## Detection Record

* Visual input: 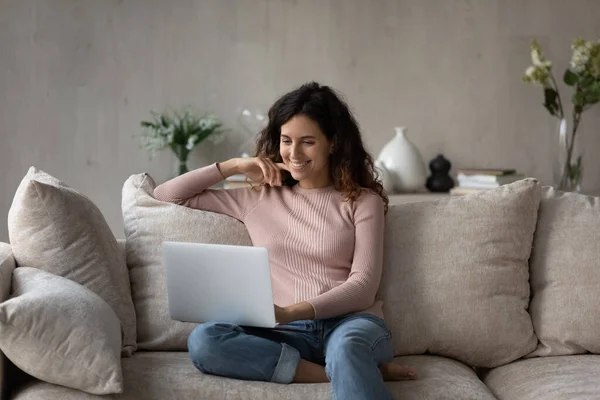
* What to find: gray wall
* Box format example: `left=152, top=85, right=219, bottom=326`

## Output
left=2, top=0, right=600, bottom=242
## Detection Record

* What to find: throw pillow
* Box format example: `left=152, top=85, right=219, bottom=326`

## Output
left=122, top=173, right=253, bottom=350
left=7, top=167, right=137, bottom=356
left=380, top=178, right=541, bottom=368
left=0, top=267, right=122, bottom=395
left=527, top=187, right=600, bottom=357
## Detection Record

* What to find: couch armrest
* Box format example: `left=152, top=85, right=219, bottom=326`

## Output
left=0, top=243, right=16, bottom=400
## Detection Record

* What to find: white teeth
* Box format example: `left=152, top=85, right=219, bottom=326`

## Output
left=291, top=161, right=309, bottom=167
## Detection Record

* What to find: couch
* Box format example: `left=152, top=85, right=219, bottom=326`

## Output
left=1, top=167, right=599, bottom=400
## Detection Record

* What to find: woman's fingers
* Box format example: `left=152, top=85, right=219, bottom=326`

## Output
left=253, top=158, right=288, bottom=186
left=264, top=159, right=282, bottom=186
left=255, top=158, right=271, bottom=185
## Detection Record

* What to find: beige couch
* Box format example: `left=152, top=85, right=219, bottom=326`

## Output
left=1, top=168, right=600, bottom=400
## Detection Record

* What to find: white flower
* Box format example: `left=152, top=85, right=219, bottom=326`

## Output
left=186, top=136, right=196, bottom=150
left=530, top=40, right=552, bottom=70
left=570, top=43, right=591, bottom=73
left=525, top=66, right=536, bottom=78
left=531, top=48, right=543, bottom=66
left=199, top=115, right=217, bottom=130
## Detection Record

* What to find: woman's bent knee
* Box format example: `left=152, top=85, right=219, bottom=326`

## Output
left=187, top=322, right=238, bottom=371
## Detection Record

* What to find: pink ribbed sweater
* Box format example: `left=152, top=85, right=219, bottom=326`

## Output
left=153, top=163, right=385, bottom=320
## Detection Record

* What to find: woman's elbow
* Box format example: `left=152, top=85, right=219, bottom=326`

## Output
left=152, top=185, right=183, bottom=204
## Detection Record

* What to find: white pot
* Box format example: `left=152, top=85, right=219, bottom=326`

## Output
left=377, top=127, right=427, bottom=192
left=374, top=160, right=394, bottom=194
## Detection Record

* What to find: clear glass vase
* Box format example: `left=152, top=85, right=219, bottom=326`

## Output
left=553, top=118, right=583, bottom=192
left=172, top=144, right=190, bottom=177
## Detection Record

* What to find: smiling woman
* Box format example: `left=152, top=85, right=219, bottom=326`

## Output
left=153, top=82, right=414, bottom=400
left=253, top=82, right=388, bottom=211
left=279, top=115, right=332, bottom=189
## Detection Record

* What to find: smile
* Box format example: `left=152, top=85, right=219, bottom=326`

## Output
left=290, top=161, right=310, bottom=168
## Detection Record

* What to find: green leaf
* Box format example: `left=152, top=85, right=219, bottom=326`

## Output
left=544, top=88, right=559, bottom=116
left=572, top=91, right=586, bottom=107
left=580, top=75, right=595, bottom=87
left=564, top=70, right=578, bottom=86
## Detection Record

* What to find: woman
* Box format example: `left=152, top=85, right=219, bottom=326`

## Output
left=154, top=82, right=417, bottom=399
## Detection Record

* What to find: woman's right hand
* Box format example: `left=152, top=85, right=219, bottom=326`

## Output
left=234, top=157, right=289, bottom=187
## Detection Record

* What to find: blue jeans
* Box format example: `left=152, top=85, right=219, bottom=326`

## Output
left=187, top=312, right=394, bottom=400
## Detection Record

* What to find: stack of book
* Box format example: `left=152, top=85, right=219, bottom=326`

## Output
left=450, top=168, right=525, bottom=195
left=223, top=174, right=252, bottom=189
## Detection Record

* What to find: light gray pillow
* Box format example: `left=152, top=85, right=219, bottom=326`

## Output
left=122, top=173, right=253, bottom=350
left=527, top=187, right=600, bottom=357
left=380, top=179, right=541, bottom=368
left=7, top=166, right=137, bottom=356
left=0, top=268, right=123, bottom=395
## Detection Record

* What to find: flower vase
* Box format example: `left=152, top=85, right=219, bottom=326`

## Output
left=376, top=127, right=427, bottom=193
left=173, top=144, right=190, bottom=177
left=553, top=118, right=583, bottom=192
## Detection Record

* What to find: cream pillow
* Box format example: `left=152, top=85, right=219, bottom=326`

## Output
left=122, top=173, right=253, bottom=350
left=527, top=187, right=600, bottom=357
left=380, top=179, right=541, bottom=368
left=7, top=167, right=137, bottom=356
left=0, top=267, right=122, bottom=395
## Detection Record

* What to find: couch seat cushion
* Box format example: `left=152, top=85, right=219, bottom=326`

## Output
left=483, top=355, right=600, bottom=400
left=11, top=353, right=495, bottom=400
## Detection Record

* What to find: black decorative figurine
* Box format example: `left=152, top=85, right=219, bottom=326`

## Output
left=426, top=154, right=455, bottom=192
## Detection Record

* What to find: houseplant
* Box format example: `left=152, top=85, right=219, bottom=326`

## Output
left=139, top=107, right=225, bottom=176
left=523, top=38, right=600, bottom=192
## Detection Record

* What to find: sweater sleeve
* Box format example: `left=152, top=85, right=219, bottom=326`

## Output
left=307, top=192, right=385, bottom=319
left=153, top=163, right=262, bottom=221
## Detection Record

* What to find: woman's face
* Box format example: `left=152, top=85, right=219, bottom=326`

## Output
left=279, top=114, right=332, bottom=189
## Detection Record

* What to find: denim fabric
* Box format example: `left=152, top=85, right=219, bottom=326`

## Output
left=188, top=312, right=394, bottom=400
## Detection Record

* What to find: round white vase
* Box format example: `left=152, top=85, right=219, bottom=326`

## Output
left=377, top=127, right=427, bottom=193
left=374, top=160, right=394, bottom=194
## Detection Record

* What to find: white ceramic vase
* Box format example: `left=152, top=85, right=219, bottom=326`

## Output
left=376, top=127, right=427, bottom=193
left=374, top=160, right=395, bottom=194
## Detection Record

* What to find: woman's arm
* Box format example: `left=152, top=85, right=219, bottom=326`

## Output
left=304, top=193, right=385, bottom=320
left=153, top=159, right=260, bottom=221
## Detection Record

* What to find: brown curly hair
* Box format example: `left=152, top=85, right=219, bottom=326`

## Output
left=254, top=82, right=388, bottom=213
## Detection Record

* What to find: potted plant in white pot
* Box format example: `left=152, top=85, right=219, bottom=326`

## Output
left=139, top=107, right=226, bottom=176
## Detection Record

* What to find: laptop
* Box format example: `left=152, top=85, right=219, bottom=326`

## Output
left=163, top=241, right=277, bottom=328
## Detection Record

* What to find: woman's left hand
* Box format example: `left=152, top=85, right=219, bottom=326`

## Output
left=274, top=302, right=316, bottom=325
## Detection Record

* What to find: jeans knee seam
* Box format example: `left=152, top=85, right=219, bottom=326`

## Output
left=370, top=332, right=391, bottom=352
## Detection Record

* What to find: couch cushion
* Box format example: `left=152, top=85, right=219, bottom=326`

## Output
left=483, top=355, right=600, bottom=400
left=7, top=167, right=137, bottom=356
left=10, top=353, right=495, bottom=400
left=380, top=179, right=541, bottom=368
left=527, top=188, right=600, bottom=357
left=0, top=268, right=122, bottom=395
left=121, top=173, right=253, bottom=350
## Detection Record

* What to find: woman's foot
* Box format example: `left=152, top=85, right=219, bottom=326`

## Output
left=379, top=362, right=418, bottom=381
